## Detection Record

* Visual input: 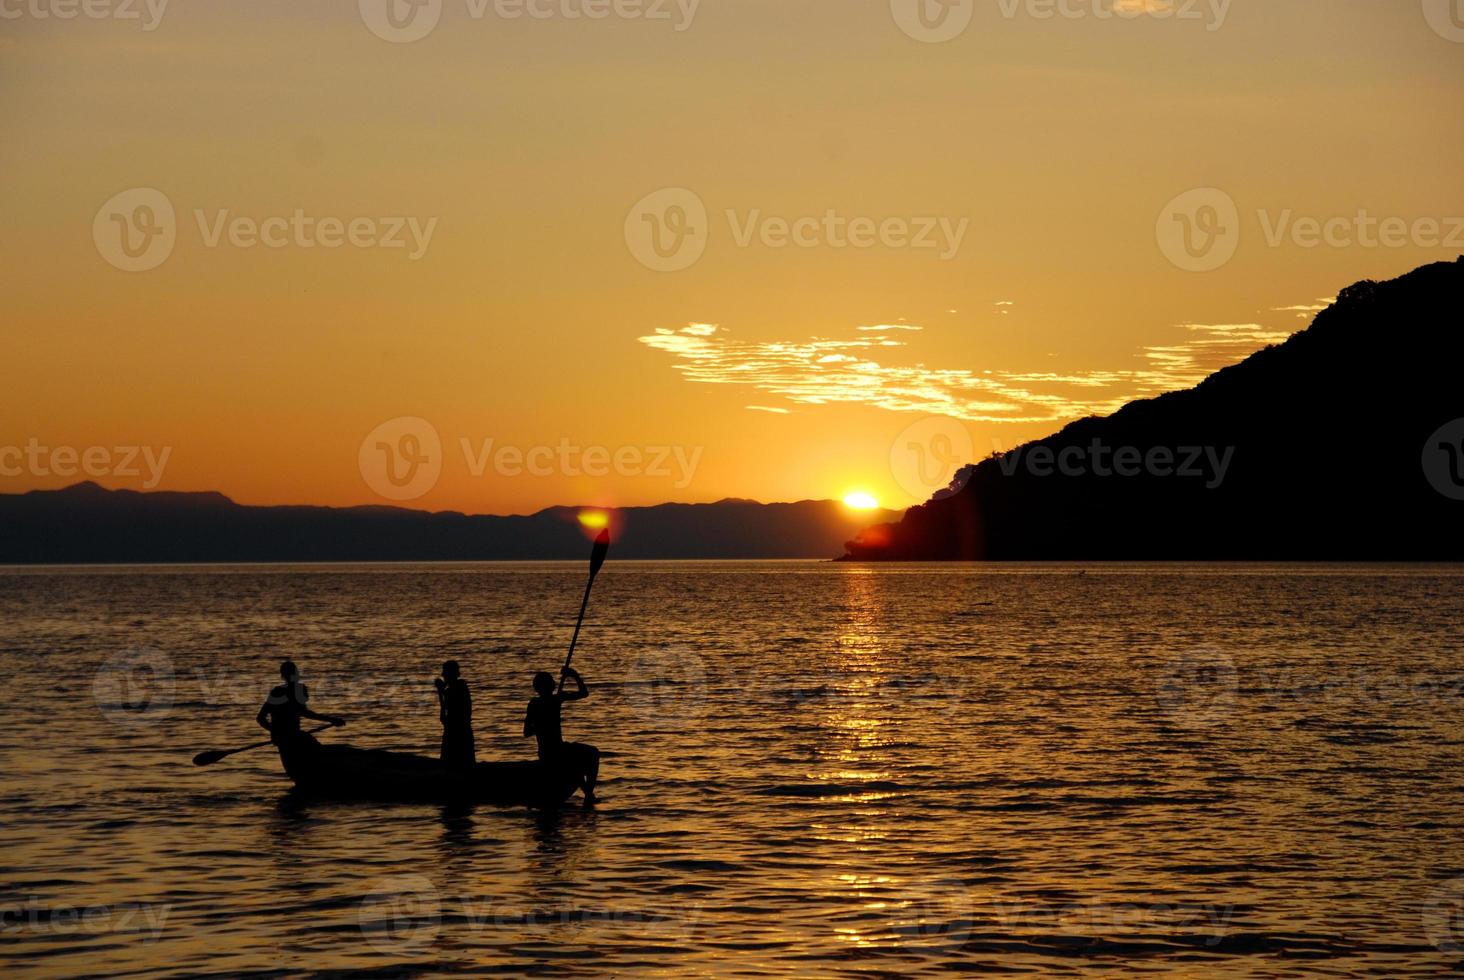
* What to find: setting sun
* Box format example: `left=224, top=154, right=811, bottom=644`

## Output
left=842, top=492, right=879, bottom=511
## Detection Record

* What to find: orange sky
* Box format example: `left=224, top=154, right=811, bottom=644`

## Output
left=2, top=1, right=1461, bottom=514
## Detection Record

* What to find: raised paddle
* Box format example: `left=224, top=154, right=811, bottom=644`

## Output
left=558, top=528, right=610, bottom=691
left=192, top=723, right=336, bottom=766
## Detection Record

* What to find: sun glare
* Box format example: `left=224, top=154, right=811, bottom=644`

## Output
left=842, top=492, right=879, bottom=511
left=577, top=510, right=609, bottom=529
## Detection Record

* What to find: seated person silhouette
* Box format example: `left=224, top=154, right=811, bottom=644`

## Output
left=256, top=660, right=344, bottom=752
left=435, top=659, right=477, bottom=771
left=524, top=667, right=599, bottom=803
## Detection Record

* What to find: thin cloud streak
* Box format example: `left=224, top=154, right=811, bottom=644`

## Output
left=639, top=320, right=1294, bottom=424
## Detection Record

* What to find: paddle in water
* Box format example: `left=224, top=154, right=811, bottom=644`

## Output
left=195, top=659, right=347, bottom=766
left=192, top=722, right=335, bottom=767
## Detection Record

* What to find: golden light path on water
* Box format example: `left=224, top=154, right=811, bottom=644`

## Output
left=1, top=562, right=1462, bottom=977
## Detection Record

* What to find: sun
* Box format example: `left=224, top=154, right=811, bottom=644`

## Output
left=842, top=492, right=880, bottom=511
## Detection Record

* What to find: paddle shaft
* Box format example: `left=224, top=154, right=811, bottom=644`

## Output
left=558, top=529, right=609, bottom=693
left=196, top=722, right=334, bottom=765
left=558, top=575, right=595, bottom=692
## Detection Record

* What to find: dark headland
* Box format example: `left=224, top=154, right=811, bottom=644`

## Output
left=842, top=257, right=1464, bottom=561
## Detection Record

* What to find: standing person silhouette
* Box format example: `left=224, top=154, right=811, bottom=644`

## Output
left=524, top=667, right=599, bottom=803
left=256, top=660, right=344, bottom=751
left=436, top=660, right=476, bottom=771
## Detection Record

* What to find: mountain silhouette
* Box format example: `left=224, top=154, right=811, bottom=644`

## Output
left=0, top=485, right=900, bottom=563
left=843, top=257, right=1464, bottom=561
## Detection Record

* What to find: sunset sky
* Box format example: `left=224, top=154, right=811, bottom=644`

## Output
left=3, top=0, right=1461, bottom=514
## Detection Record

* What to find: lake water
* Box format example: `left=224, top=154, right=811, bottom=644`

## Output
left=2, top=562, right=1463, bottom=977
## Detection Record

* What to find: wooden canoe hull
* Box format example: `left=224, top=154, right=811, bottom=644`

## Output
left=278, top=741, right=583, bottom=806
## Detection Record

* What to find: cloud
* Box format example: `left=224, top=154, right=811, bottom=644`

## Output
left=1273, top=297, right=1336, bottom=317
left=857, top=324, right=922, bottom=332
left=747, top=405, right=790, bottom=414
left=638, top=320, right=1294, bottom=425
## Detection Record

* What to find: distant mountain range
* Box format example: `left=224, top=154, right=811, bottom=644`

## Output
left=842, top=257, right=1464, bottom=560
left=0, top=483, right=902, bottom=563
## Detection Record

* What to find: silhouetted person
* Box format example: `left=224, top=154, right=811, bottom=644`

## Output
left=524, top=667, right=599, bottom=803
left=435, top=660, right=476, bottom=771
left=256, top=660, right=344, bottom=752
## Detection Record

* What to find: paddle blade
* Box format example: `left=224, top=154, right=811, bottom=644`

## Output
left=192, top=749, right=228, bottom=766
left=589, top=528, right=610, bottom=577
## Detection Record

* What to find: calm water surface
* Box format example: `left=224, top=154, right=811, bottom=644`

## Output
left=2, top=562, right=1462, bottom=977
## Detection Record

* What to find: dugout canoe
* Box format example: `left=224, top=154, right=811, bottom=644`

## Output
left=277, top=740, right=583, bottom=806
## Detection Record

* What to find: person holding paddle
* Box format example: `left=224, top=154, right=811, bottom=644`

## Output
left=256, top=660, right=344, bottom=751
left=521, top=527, right=609, bottom=803
left=524, top=667, right=599, bottom=803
